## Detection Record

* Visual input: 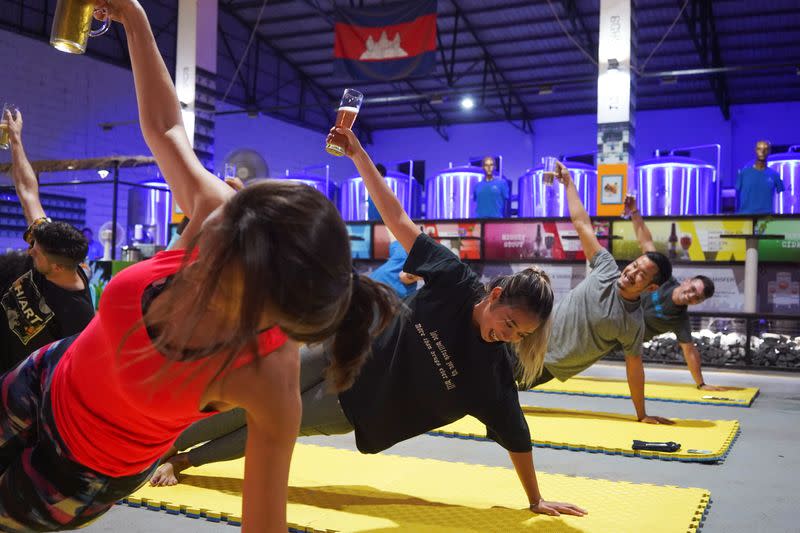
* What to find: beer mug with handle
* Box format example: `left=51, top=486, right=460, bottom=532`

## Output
left=50, top=0, right=111, bottom=54
left=325, top=89, right=364, bottom=157
left=0, top=104, right=19, bottom=151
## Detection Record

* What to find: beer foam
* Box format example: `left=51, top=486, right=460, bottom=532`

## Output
left=337, top=106, right=360, bottom=113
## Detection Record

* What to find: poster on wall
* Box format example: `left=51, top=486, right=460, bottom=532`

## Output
left=612, top=219, right=753, bottom=261
left=756, top=218, right=800, bottom=262
left=758, top=265, right=800, bottom=313
left=347, top=223, right=372, bottom=259
left=374, top=222, right=481, bottom=260
left=477, top=263, right=587, bottom=300
left=483, top=221, right=610, bottom=261
left=671, top=265, right=745, bottom=313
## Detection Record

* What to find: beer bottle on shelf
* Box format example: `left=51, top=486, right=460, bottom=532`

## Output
left=533, top=224, right=543, bottom=257
left=668, top=222, right=678, bottom=259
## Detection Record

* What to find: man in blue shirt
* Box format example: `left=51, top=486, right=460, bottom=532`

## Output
left=735, top=140, right=784, bottom=214
left=472, top=156, right=509, bottom=218
left=368, top=240, right=420, bottom=298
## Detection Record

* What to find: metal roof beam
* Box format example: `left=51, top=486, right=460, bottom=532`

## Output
left=681, top=0, right=730, bottom=119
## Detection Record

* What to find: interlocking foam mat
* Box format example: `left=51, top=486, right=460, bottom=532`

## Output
left=528, top=376, right=759, bottom=407
left=432, top=405, right=739, bottom=463
left=124, top=444, right=711, bottom=532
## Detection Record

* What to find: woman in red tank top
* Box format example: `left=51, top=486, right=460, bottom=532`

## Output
left=0, top=2, right=396, bottom=531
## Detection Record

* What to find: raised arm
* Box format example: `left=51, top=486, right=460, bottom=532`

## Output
left=6, top=111, right=46, bottom=224
left=334, top=128, right=421, bottom=252
left=555, top=161, right=602, bottom=259
left=97, top=1, right=232, bottom=242
left=626, top=197, right=656, bottom=253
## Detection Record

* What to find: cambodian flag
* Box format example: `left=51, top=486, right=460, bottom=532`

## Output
left=334, top=0, right=437, bottom=81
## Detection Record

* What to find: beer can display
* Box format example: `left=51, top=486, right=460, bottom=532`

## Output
left=518, top=161, right=598, bottom=217
left=339, top=171, right=420, bottom=221
left=635, top=156, right=717, bottom=216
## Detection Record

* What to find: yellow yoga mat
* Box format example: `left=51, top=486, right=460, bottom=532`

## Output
left=530, top=376, right=759, bottom=407
left=125, top=444, right=710, bottom=532
left=433, top=405, right=739, bottom=463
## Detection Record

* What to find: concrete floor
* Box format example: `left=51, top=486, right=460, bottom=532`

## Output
left=82, top=362, right=800, bottom=533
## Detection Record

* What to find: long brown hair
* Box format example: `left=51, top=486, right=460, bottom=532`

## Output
left=140, top=180, right=397, bottom=391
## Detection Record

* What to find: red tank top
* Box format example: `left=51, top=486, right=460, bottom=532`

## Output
left=50, top=250, right=287, bottom=477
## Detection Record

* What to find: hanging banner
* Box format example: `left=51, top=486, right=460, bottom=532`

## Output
left=333, top=0, right=437, bottom=81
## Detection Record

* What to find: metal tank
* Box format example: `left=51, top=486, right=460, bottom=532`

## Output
left=339, top=170, right=420, bottom=221
left=518, top=161, right=598, bottom=217
left=768, top=146, right=800, bottom=214
left=278, top=173, right=339, bottom=205
left=425, top=166, right=511, bottom=219
left=126, top=180, right=171, bottom=246
left=635, top=156, right=717, bottom=216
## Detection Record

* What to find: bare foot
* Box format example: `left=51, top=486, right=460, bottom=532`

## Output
left=150, top=454, right=191, bottom=486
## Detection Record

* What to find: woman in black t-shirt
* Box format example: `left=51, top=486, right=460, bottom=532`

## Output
left=151, top=130, right=586, bottom=518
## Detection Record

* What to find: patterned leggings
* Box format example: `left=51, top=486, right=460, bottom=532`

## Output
left=0, top=338, right=156, bottom=532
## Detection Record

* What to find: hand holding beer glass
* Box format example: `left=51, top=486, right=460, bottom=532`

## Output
left=325, top=89, right=364, bottom=157
left=621, top=191, right=638, bottom=220
left=50, top=0, right=111, bottom=54
left=0, top=104, right=19, bottom=151
left=541, top=156, right=558, bottom=186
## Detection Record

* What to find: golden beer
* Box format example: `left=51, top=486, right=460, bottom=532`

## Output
left=50, top=0, right=110, bottom=54
left=325, top=88, right=364, bottom=157
left=0, top=124, right=9, bottom=151
left=325, top=107, right=360, bottom=156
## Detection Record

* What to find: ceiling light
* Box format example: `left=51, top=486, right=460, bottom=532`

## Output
left=97, top=169, right=110, bottom=179
left=460, top=96, right=475, bottom=110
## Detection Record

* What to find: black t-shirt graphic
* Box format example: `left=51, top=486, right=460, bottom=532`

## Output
left=0, top=257, right=94, bottom=373
left=338, top=233, right=532, bottom=454
left=640, top=277, right=693, bottom=343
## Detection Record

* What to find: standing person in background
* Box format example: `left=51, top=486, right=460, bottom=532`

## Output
left=0, top=108, right=93, bottom=375
left=82, top=227, right=104, bottom=261
left=473, top=156, right=509, bottom=219
left=624, top=197, right=741, bottom=392
left=736, top=140, right=784, bottom=214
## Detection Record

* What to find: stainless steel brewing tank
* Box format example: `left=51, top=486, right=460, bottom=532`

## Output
left=339, top=170, right=420, bottom=221
left=518, top=162, right=597, bottom=217
left=768, top=152, right=800, bottom=214
left=126, top=181, right=171, bottom=246
left=635, top=156, right=717, bottom=216
left=278, top=174, right=339, bottom=205
left=425, top=166, right=511, bottom=219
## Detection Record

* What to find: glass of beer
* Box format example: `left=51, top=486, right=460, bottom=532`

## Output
left=541, top=156, right=558, bottom=186
left=325, top=89, right=364, bottom=157
left=621, top=191, right=637, bottom=219
left=0, top=104, right=18, bottom=150
left=50, top=0, right=111, bottom=55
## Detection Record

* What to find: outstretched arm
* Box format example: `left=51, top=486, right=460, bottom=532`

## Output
left=508, top=451, right=587, bottom=516
left=680, top=342, right=737, bottom=391
left=556, top=161, right=602, bottom=259
left=97, top=0, right=232, bottom=246
left=334, top=128, right=421, bottom=252
left=625, top=354, right=673, bottom=424
left=6, top=111, right=46, bottom=224
left=627, top=197, right=656, bottom=253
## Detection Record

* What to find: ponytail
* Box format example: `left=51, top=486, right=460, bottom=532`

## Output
left=325, top=274, right=398, bottom=392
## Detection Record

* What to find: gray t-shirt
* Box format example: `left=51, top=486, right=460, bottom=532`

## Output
left=545, top=248, right=644, bottom=381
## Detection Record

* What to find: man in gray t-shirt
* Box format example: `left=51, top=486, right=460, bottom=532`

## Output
left=536, top=161, right=674, bottom=425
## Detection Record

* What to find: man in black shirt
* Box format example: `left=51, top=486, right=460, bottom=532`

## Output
left=0, top=109, right=94, bottom=374
left=626, top=198, right=737, bottom=391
